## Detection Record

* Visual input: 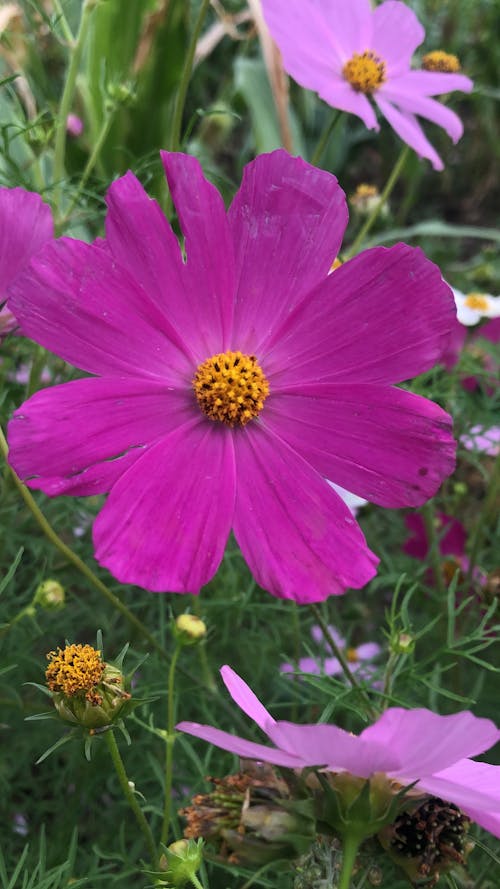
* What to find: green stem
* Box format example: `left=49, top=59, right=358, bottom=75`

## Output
left=309, top=604, right=377, bottom=720
left=464, top=450, right=500, bottom=590
left=345, top=144, right=410, bottom=259
left=338, top=834, right=362, bottom=889
left=53, top=0, right=96, bottom=211
left=422, top=501, right=447, bottom=598
left=57, top=111, right=115, bottom=232
left=310, top=110, right=342, bottom=167
left=105, top=730, right=159, bottom=869
left=51, top=0, right=75, bottom=45
left=169, top=0, right=211, bottom=151
left=0, top=425, right=167, bottom=663
left=160, top=641, right=182, bottom=846
left=190, top=875, right=204, bottom=889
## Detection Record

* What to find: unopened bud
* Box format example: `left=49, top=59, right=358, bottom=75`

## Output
left=391, top=632, right=415, bottom=655
left=34, top=579, right=65, bottom=611
left=158, top=838, right=204, bottom=887
left=174, top=614, right=207, bottom=646
left=349, top=184, right=388, bottom=219
left=105, top=81, right=136, bottom=112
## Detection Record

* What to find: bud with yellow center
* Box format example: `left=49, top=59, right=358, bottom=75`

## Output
left=174, top=614, right=207, bottom=646
left=422, top=51, right=461, bottom=73
left=193, top=350, right=269, bottom=427
left=34, top=579, right=65, bottom=611
left=343, top=51, right=386, bottom=93
left=350, top=184, right=388, bottom=219
left=45, top=643, right=131, bottom=731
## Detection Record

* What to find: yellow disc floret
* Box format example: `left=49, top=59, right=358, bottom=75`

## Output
left=193, top=350, right=270, bottom=427
left=343, top=51, right=386, bottom=93
left=46, top=643, right=105, bottom=704
left=464, top=293, right=490, bottom=312
left=422, top=51, right=461, bottom=73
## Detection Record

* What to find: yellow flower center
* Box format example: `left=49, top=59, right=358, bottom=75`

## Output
left=345, top=647, right=359, bottom=663
left=422, top=51, right=461, bottom=73
left=342, top=51, right=386, bottom=93
left=193, top=350, right=270, bottom=427
left=46, top=643, right=105, bottom=702
left=465, top=293, right=490, bottom=311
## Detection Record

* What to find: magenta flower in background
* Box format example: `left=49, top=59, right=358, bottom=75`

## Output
left=8, top=150, right=456, bottom=602
left=462, top=426, right=500, bottom=458
left=66, top=113, right=84, bottom=138
left=177, top=666, right=500, bottom=837
left=262, top=0, right=473, bottom=170
left=281, top=623, right=381, bottom=678
left=0, top=187, right=54, bottom=339
left=404, top=512, right=467, bottom=563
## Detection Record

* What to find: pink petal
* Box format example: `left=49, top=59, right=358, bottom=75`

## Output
left=25, top=449, right=148, bottom=497
left=0, top=188, right=53, bottom=295
left=228, top=151, right=348, bottom=354
left=404, top=512, right=466, bottom=560
left=220, top=666, right=275, bottom=731
left=161, top=152, right=234, bottom=351
left=264, top=384, right=455, bottom=507
left=93, top=421, right=235, bottom=593
left=355, top=642, right=381, bottom=660
left=269, top=721, right=397, bottom=776
left=315, top=80, right=379, bottom=131
left=363, top=709, right=500, bottom=778
left=311, top=624, right=345, bottom=648
left=416, top=760, right=500, bottom=812
left=175, top=721, right=304, bottom=768
left=374, top=97, right=444, bottom=170
left=8, top=377, right=195, bottom=494
left=371, top=1, right=424, bottom=76
left=393, top=70, right=473, bottom=96
left=262, top=0, right=345, bottom=77
left=379, top=84, right=464, bottom=142
left=8, top=238, right=192, bottom=380
left=232, top=423, right=378, bottom=603
left=263, top=244, right=455, bottom=386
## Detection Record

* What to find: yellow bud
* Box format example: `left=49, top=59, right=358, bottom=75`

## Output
left=175, top=614, right=207, bottom=645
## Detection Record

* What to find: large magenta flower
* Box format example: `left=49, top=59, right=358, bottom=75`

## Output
left=178, top=666, right=500, bottom=837
left=262, top=0, right=472, bottom=170
left=0, top=187, right=53, bottom=339
left=7, top=151, right=456, bottom=601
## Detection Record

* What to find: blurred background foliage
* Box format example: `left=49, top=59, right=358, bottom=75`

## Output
left=0, top=0, right=499, bottom=887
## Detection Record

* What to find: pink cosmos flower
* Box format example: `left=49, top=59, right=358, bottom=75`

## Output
left=7, top=151, right=456, bottom=601
left=262, top=0, right=473, bottom=171
left=461, top=425, right=500, bottom=458
left=0, top=187, right=54, bottom=339
left=177, top=666, right=500, bottom=838
left=281, top=623, right=381, bottom=678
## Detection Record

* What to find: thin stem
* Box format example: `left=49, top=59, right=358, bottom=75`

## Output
left=0, top=425, right=167, bottom=662
left=57, top=111, right=115, bottom=232
left=345, top=144, right=410, bottom=259
left=105, top=730, right=159, bottom=869
left=169, top=0, right=211, bottom=151
left=310, top=110, right=341, bottom=168
left=422, top=501, right=447, bottom=599
left=464, top=450, right=500, bottom=590
left=309, top=604, right=377, bottom=720
left=190, top=875, right=204, bottom=889
left=53, top=0, right=96, bottom=211
left=51, top=0, right=75, bottom=45
left=338, top=833, right=362, bottom=889
left=160, top=641, right=182, bottom=846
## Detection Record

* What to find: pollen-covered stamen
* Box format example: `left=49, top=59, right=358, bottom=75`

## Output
left=422, top=51, right=461, bottom=73
left=193, top=350, right=270, bottom=427
left=464, top=293, right=490, bottom=312
left=46, top=643, right=105, bottom=704
left=342, top=51, right=386, bottom=93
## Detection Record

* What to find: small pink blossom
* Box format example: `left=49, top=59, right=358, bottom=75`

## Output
left=281, top=623, right=380, bottom=678
left=461, top=426, right=500, bottom=458
left=66, top=113, right=84, bottom=138
left=178, top=666, right=500, bottom=838
left=262, top=0, right=473, bottom=170
left=7, top=151, right=456, bottom=601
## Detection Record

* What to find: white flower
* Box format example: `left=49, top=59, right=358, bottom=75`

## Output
left=453, top=289, right=500, bottom=326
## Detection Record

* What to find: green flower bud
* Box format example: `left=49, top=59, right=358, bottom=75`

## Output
left=46, top=644, right=131, bottom=732
left=390, top=632, right=415, bottom=655
left=34, top=579, right=65, bottom=611
left=158, top=838, right=204, bottom=887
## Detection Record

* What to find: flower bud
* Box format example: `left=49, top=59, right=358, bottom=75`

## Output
left=45, top=644, right=131, bottom=732
left=34, top=579, right=65, bottom=611
left=349, top=184, right=388, bottom=219
left=157, top=838, right=204, bottom=887
left=390, top=633, right=415, bottom=656
left=174, top=614, right=207, bottom=646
